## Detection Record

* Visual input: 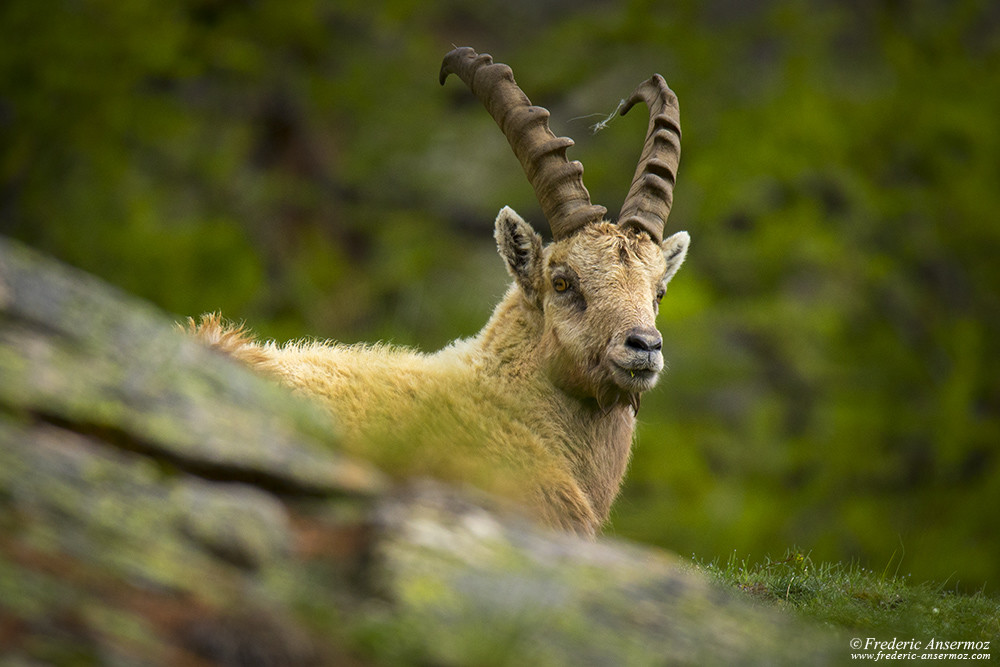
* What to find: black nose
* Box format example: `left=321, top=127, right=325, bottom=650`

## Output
left=625, top=327, right=662, bottom=352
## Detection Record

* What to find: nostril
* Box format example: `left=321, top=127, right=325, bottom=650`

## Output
left=625, top=329, right=662, bottom=352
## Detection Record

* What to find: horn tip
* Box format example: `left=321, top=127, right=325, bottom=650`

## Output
left=620, top=73, right=675, bottom=116
left=439, top=46, right=485, bottom=85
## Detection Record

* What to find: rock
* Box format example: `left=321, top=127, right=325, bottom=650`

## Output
left=0, top=239, right=385, bottom=498
left=368, top=482, right=837, bottom=666
left=0, top=237, right=840, bottom=665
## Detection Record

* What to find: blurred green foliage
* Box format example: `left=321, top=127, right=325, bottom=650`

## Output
left=2, top=0, right=997, bottom=591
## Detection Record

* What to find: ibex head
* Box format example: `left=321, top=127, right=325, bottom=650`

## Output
left=441, top=48, right=689, bottom=409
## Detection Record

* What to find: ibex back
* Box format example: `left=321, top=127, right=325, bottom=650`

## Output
left=191, top=48, right=689, bottom=537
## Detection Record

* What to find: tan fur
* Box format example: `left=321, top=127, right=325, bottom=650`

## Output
left=189, top=208, right=689, bottom=537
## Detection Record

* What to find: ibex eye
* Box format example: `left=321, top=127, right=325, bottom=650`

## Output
left=553, top=277, right=570, bottom=292
left=656, top=288, right=666, bottom=302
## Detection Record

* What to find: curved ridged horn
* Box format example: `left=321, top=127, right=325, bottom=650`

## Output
left=440, top=47, right=607, bottom=240
left=618, top=74, right=681, bottom=244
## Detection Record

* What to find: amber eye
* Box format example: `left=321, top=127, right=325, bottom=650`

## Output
left=553, top=277, right=570, bottom=292
left=656, top=288, right=666, bottom=302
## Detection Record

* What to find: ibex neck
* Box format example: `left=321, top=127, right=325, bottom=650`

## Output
left=467, top=285, right=637, bottom=523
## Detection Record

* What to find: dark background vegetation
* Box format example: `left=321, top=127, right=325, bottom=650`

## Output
left=2, top=0, right=997, bottom=592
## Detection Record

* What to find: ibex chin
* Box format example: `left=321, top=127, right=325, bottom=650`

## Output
left=191, top=47, right=689, bottom=537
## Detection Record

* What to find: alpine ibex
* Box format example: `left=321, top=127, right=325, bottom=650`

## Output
left=191, top=47, right=689, bottom=537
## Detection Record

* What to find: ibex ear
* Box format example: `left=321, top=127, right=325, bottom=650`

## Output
left=661, top=231, right=690, bottom=282
left=495, top=206, right=544, bottom=302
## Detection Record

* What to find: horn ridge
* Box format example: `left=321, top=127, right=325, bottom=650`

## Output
left=524, top=137, right=576, bottom=180
left=440, top=47, right=607, bottom=239
left=618, top=74, right=681, bottom=243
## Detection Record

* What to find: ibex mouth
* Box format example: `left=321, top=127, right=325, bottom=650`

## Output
left=610, top=356, right=663, bottom=392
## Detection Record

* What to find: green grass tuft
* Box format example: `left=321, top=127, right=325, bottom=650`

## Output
left=694, top=549, right=1000, bottom=642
